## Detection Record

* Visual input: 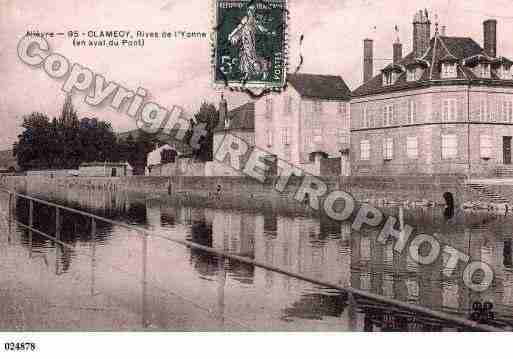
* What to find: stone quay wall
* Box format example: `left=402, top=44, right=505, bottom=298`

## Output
left=0, top=174, right=471, bottom=208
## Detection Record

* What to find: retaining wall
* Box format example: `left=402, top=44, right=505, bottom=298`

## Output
left=0, top=174, right=470, bottom=207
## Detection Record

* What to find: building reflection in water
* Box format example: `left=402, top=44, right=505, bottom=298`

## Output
left=155, top=201, right=513, bottom=327
left=7, top=188, right=513, bottom=329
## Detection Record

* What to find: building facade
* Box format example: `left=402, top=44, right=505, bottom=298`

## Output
left=78, top=162, right=133, bottom=177
left=213, top=98, right=257, bottom=176
left=254, top=73, right=352, bottom=176
left=351, top=11, right=513, bottom=177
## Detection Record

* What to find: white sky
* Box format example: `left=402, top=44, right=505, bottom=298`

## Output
left=1, top=0, right=513, bottom=150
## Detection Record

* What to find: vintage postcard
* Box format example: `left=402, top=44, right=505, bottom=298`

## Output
left=1, top=0, right=513, bottom=356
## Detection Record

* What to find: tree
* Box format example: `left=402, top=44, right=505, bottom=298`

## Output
left=14, top=97, right=121, bottom=170
left=15, top=112, right=53, bottom=170
left=191, top=102, right=219, bottom=161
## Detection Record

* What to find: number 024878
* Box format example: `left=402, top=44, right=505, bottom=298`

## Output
left=4, top=342, right=36, bottom=351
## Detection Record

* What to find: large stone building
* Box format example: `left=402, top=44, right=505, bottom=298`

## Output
left=214, top=74, right=351, bottom=177
left=351, top=11, right=513, bottom=177
left=254, top=73, right=352, bottom=176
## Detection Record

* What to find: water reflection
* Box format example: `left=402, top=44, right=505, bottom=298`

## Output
left=2, top=188, right=513, bottom=330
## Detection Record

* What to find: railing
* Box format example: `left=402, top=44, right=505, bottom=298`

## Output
left=0, top=187, right=504, bottom=331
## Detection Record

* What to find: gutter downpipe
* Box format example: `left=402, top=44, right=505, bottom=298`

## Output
left=467, top=80, right=472, bottom=183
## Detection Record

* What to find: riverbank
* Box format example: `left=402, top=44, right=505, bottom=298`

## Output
left=0, top=174, right=475, bottom=212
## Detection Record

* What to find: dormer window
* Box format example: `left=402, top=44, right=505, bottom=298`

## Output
left=495, top=58, right=513, bottom=79
left=405, top=60, right=428, bottom=82
left=382, top=71, right=400, bottom=86
left=407, top=68, right=416, bottom=81
left=497, top=65, right=511, bottom=79
left=441, top=63, right=457, bottom=78
left=383, top=72, right=393, bottom=86
left=382, top=64, right=403, bottom=86
left=463, top=55, right=493, bottom=79
left=407, top=67, right=424, bottom=82
left=478, top=63, right=491, bottom=78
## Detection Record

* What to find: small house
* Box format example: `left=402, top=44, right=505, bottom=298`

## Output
left=79, top=162, right=133, bottom=177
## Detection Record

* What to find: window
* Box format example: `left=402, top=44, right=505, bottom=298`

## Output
left=407, top=69, right=416, bottom=82
left=360, top=140, right=370, bottom=160
left=502, top=100, right=513, bottom=123
left=479, top=64, right=491, bottom=78
left=383, top=104, right=394, bottom=126
left=362, top=106, right=370, bottom=128
left=304, top=135, right=312, bottom=148
left=407, top=67, right=423, bottom=82
left=310, top=114, right=321, bottom=129
left=313, top=128, right=322, bottom=143
left=441, top=63, right=457, bottom=78
left=314, top=101, right=323, bottom=114
left=442, top=134, right=458, bottom=159
left=477, top=99, right=488, bottom=122
left=283, top=96, right=293, bottom=116
left=337, top=129, right=349, bottom=144
left=498, top=65, right=512, bottom=80
left=281, top=127, right=290, bottom=145
left=408, top=100, right=417, bottom=124
left=383, top=138, right=393, bottom=160
left=383, top=72, right=395, bottom=86
left=266, top=129, right=273, bottom=147
left=480, top=134, right=493, bottom=159
left=442, top=99, right=457, bottom=122
left=338, top=102, right=346, bottom=116
left=265, top=97, right=273, bottom=119
left=406, top=137, right=418, bottom=159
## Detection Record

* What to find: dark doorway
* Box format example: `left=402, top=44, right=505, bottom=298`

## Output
left=111, top=167, right=117, bottom=177
left=503, top=136, right=512, bottom=164
left=443, top=192, right=455, bottom=219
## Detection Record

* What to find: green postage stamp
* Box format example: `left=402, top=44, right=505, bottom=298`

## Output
left=212, top=0, right=288, bottom=92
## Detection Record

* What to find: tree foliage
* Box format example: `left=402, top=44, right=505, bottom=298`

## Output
left=190, top=102, right=219, bottom=162
left=14, top=112, right=121, bottom=171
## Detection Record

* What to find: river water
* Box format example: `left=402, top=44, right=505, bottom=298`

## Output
left=0, top=188, right=512, bottom=331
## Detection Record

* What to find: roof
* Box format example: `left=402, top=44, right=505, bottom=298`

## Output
left=79, top=161, right=132, bottom=168
left=286, top=73, right=351, bottom=101
left=214, top=102, right=255, bottom=133
left=116, top=128, right=191, bottom=154
left=353, top=35, right=513, bottom=97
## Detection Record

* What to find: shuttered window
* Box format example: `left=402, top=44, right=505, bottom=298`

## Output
left=383, top=138, right=393, bottom=160
left=480, top=134, right=493, bottom=158
left=406, top=137, right=418, bottom=159
left=442, top=134, right=458, bottom=159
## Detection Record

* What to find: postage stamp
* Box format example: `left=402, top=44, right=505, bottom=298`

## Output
left=211, top=0, right=288, bottom=92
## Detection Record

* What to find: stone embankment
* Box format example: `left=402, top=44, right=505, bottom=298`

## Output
left=0, top=174, right=472, bottom=208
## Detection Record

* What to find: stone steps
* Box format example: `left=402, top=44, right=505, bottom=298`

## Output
left=466, top=183, right=510, bottom=204
left=497, top=166, right=513, bottom=178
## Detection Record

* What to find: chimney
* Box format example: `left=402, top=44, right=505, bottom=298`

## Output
left=219, top=93, right=228, bottom=128
left=393, top=38, right=403, bottom=64
left=483, top=19, right=497, bottom=58
left=363, top=39, right=373, bottom=83
left=413, top=9, right=431, bottom=58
